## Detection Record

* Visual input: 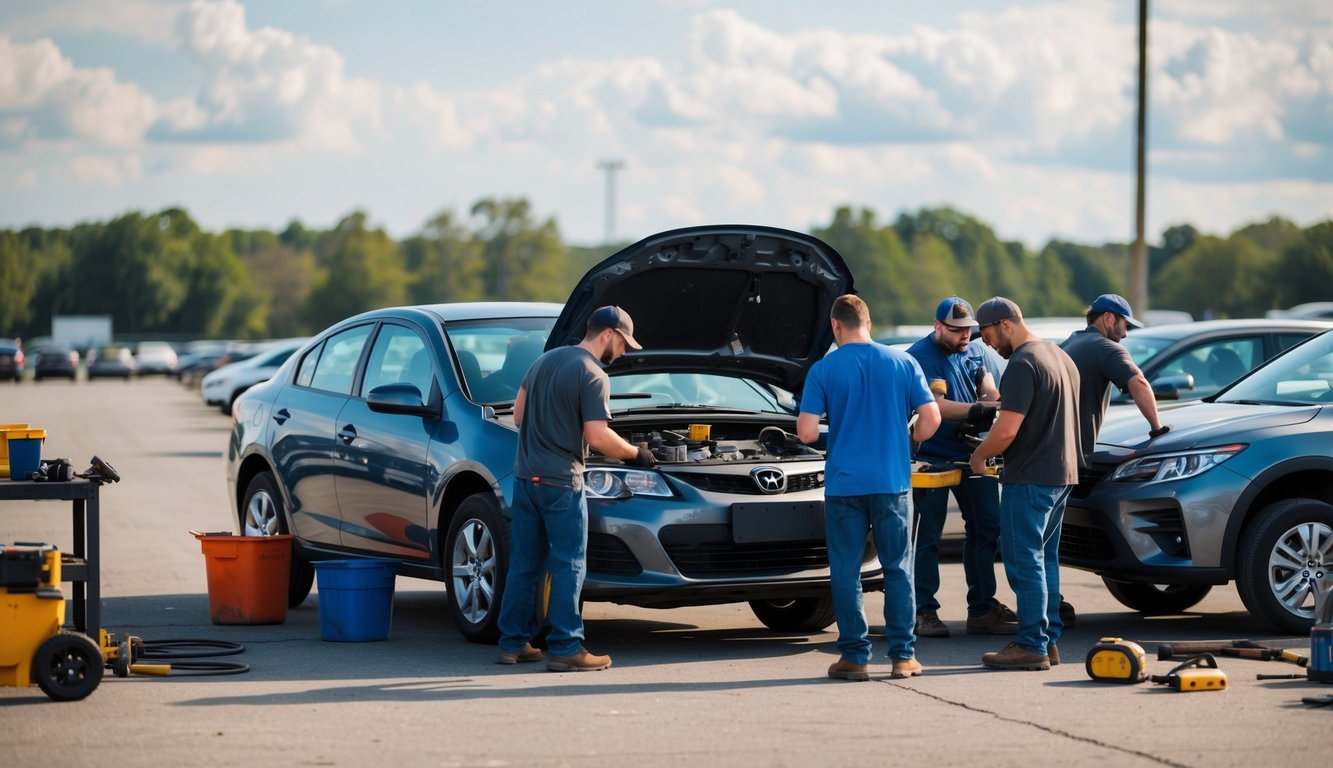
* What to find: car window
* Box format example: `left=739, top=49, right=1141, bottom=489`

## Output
left=1152, top=336, right=1262, bottom=398
left=1121, top=335, right=1171, bottom=368
left=444, top=317, right=556, bottom=403
left=294, top=342, right=322, bottom=388
left=361, top=325, right=430, bottom=397
left=1221, top=331, right=1333, bottom=404
left=1276, top=333, right=1314, bottom=353
left=308, top=326, right=372, bottom=395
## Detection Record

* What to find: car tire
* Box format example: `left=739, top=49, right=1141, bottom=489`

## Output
left=1101, top=578, right=1212, bottom=615
left=748, top=596, right=836, bottom=632
left=241, top=472, right=315, bottom=608
left=33, top=630, right=104, bottom=701
left=1236, top=498, right=1333, bottom=634
left=446, top=493, right=509, bottom=644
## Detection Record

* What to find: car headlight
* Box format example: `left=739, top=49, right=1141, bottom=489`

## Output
left=584, top=468, right=673, bottom=499
left=1111, top=444, right=1246, bottom=483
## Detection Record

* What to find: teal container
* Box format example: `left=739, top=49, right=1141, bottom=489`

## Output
left=313, top=559, right=397, bottom=642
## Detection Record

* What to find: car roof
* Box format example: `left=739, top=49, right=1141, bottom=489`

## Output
left=1126, top=318, right=1333, bottom=341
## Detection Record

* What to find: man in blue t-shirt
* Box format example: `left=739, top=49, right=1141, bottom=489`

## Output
left=906, top=297, right=1015, bottom=639
left=798, top=295, right=940, bottom=681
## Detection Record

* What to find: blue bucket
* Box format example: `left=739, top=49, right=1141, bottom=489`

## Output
left=313, top=559, right=397, bottom=642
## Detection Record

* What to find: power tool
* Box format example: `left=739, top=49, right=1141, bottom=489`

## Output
left=1150, top=653, right=1228, bottom=692
left=1085, top=637, right=1148, bottom=683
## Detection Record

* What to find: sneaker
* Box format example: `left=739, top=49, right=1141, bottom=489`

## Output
left=1048, top=644, right=1060, bottom=666
left=1060, top=599, right=1076, bottom=628
left=915, top=610, right=950, bottom=638
left=827, top=657, right=870, bottom=682
left=981, top=642, right=1050, bottom=671
left=966, top=603, right=1019, bottom=635
left=547, top=648, right=612, bottom=672
left=891, top=657, right=924, bottom=679
left=496, top=644, right=544, bottom=665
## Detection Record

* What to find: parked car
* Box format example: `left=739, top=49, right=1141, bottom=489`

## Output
left=0, top=340, right=22, bottom=382
left=1266, top=301, right=1333, bottom=321
left=1061, top=329, right=1333, bottom=633
left=133, top=341, right=179, bottom=376
left=31, top=345, right=79, bottom=380
left=227, top=225, right=861, bottom=643
left=202, top=340, right=307, bottom=414
left=1112, top=319, right=1333, bottom=408
left=85, top=345, right=136, bottom=379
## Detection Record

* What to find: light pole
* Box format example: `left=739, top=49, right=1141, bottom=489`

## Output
left=597, top=159, right=625, bottom=244
left=1129, top=0, right=1149, bottom=313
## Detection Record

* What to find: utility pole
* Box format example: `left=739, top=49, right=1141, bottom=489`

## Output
left=1129, top=0, right=1149, bottom=313
left=597, top=159, right=625, bottom=244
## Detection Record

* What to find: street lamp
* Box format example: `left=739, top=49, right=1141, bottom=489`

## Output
left=597, top=159, right=625, bottom=244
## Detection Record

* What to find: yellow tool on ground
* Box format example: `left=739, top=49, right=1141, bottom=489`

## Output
left=0, top=543, right=104, bottom=700
left=1085, top=637, right=1149, bottom=683
left=1150, top=654, right=1228, bottom=692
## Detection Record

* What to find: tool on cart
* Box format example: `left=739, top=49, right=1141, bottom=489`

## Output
left=1158, top=640, right=1308, bottom=668
left=1085, top=637, right=1149, bottom=683
left=0, top=543, right=104, bottom=701
left=1149, top=654, right=1228, bottom=692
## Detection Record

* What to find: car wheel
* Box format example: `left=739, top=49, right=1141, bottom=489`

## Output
left=749, top=596, right=836, bottom=632
left=1100, top=578, right=1212, bottom=614
left=241, top=472, right=315, bottom=608
left=446, top=493, right=509, bottom=644
left=1236, top=498, right=1333, bottom=634
left=32, top=631, right=104, bottom=701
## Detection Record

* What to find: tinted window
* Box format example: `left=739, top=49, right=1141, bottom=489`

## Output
left=361, top=325, right=430, bottom=397
left=1153, top=336, right=1262, bottom=398
left=294, top=342, right=323, bottom=388
left=308, top=326, right=372, bottom=395
left=1277, top=333, right=1314, bottom=353
left=444, top=317, right=556, bottom=403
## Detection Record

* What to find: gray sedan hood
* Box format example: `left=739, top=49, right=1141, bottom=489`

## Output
left=1095, top=401, right=1320, bottom=460
left=549, top=225, right=854, bottom=393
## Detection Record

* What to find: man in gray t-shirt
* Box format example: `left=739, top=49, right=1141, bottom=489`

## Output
left=1060, top=293, right=1168, bottom=454
left=970, top=297, right=1080, bottom=672
left=496, top=306, right=654, bottom=673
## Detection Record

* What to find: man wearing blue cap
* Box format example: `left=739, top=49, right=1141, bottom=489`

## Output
left=1060, top=293, right=1169, bottom=454
left=906, top=297, right=1014, bottom=639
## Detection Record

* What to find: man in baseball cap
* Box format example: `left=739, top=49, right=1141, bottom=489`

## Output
left=588, top=305, right=642, bottom=351
left=1088, top=294, right=1144, bottom=330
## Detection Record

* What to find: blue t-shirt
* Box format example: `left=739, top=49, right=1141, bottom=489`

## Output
left=905, top=333, right=988, bottom=461
left=800, top=342, right=933, bottom=496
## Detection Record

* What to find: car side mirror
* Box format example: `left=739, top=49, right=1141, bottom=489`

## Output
left=1151, top=373, right=1195, bottom=401
left=367, top=383, right=441, bottom=418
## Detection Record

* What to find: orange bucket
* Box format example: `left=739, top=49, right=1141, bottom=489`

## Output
left=195, top=534, right=291, bottom=624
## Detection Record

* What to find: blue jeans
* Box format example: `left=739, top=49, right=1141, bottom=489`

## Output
left=497, top=478, right=589, bottom=658
left=998, top=483, right=1071, bottom=655
left=912, top=476, right=1001, bottom=617
left=825, top=493, right=915, bottom=664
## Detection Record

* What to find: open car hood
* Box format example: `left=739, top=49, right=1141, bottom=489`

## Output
left=549, top=225, right=854, bottom=393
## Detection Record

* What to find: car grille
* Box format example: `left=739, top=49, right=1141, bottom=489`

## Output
left=1059, top=522, right=1116, bottom=561
left=657, top=523, right=867, bottom=578
left=671, top=470, right=824, bottom=495
left=587, top=533, right=643, bottom=577
left=1071, top=465, right=1113, bottom=500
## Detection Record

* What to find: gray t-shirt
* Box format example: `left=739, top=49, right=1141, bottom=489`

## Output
left=1061, top=326, right=1142, bottom=453
left=997, top=339, right=1082, bottom=486
left=514, top=345, right=612, bottom=489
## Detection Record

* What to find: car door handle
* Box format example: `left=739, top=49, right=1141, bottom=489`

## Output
left=338, top=425, right=357, bottom=445
left=272, top=408, right=290, bottom=426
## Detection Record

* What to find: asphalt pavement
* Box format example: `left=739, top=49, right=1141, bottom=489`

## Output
left=2, top=378, right=1329, bottom=767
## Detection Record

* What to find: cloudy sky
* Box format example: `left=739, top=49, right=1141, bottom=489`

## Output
left=2, top=0, right=1331, bottom=248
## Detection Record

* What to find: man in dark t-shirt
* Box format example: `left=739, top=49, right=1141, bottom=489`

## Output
left=970, top=297, right=1081, bottom=671
left=496, top=306, right=654, bottom=672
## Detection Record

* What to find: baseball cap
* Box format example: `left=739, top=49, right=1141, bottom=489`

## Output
left=975, top=297, right=1022, bottom=328
left=588, top=305, right=642, bottom=349
left=1090, top=293, right=1144, bottom=328
left=934, top=296, right=978, bottom=328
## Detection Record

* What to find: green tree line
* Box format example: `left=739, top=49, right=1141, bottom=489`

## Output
left=3, top=199, right=1330, bottom=342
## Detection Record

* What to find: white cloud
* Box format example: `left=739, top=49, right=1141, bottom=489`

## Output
left=68, top=153, right=142, bottom=185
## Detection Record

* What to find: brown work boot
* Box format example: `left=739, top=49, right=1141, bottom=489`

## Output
left=1048, top=644, right=1060, bottom=666
left=496, top=643, right=544, bottom=665
left=981, top=642, right=1050, bottom=671
left=966, top=603, right=1019, bottom=635
left=827, top=657, right=870, bottom=681
left=890, top=657, right=924, bottom=679
left=547, top=648, right=612, bottom=672
left=914, top=610, right=950, bottom=638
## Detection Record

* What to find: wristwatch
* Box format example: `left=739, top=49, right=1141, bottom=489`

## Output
left=1148, top=425, right=1171, bottom=438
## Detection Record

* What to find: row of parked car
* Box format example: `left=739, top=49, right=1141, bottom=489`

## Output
left=0, top=340, right=182, bottom=381
left=208, top=224, right=1333, bottom=644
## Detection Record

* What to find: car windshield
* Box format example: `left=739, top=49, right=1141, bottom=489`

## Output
left=444, top=317, right=557, bottom=405
left=1121, top=334, right=1172, bottom=368
left=609, top=372, right=796, bottom=414
left=1215, top=331, right=1333, bottom=405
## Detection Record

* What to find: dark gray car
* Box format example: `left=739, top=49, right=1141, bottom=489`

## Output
left=1062, top=329, right=1333, bottom=633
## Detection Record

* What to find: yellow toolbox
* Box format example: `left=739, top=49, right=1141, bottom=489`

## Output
left=0, top=543, right=104, bottom=700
